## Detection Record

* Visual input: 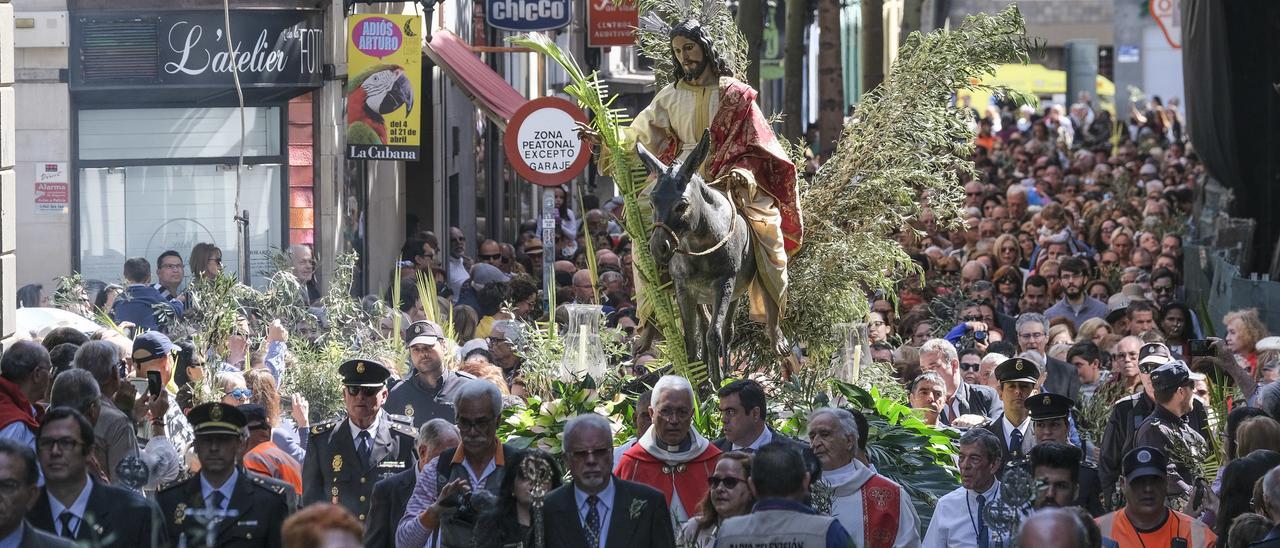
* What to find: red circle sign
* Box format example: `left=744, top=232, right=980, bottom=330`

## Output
left=504, top=97, right=591, bottom=186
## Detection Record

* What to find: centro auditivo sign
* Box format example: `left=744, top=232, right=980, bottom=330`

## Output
left=504, top=97, right=591, bottom=186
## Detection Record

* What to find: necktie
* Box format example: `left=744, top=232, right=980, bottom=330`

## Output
left=976, top=494, right=989, bottom=548
left=585, top=494, right=602, bottom=548
left=58, top=511, right=75, bottom=538
left=210, top=490, right=226, bottom=511
left=1009, top=428, right=1024, bottom=460
left=357, top=430, right=372, bottom=469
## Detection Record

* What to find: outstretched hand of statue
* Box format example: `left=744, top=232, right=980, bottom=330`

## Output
left=575, top=122, right=602, bottom=147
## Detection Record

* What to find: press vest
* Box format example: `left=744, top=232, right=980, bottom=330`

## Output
left=716, top=509, right=838, bottom=548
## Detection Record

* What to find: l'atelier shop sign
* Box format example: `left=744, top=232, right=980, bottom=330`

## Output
left=159, top=11, right=324, bottom=87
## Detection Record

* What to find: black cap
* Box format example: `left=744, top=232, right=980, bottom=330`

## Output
left=1149, top=360, right=1193, bottom=392
left=406, top=320, right=446, bottom=348
left=1026, top=393, right=1075, bottom=422
left=995, top=357, right=1040, bottom=385
left=188, top=402, right=246, bottom=437
left=131, top=331, right=176, bottom=364
left=1122, top=446, right=1168, bottom=481
left=1139, top=342, right=1172, bottom=368
left=237, top=403, right=269, bottom=428
left=339, top=359, right=391, bottom=387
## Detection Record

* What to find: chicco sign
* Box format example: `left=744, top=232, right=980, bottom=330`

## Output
left=486, top=0, right=570, bottom=32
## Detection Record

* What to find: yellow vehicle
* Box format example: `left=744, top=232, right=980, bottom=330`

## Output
left=957, top=63, right=1116, bottom=115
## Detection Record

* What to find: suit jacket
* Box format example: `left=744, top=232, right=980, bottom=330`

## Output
left=1042, top=357, right=1081, bottom=400
left=156, top=468, right=292, bottom=548
left=300, top=413, right=417, bottom=521
left=364, top=467, right=417, bottom=548
left=941, top=382, right=1003, bottom=425
left=17, top=522, right=74, bottom=548
left=543, top=477, right=676, bottom=548
left=982, top=412, right=1035, bottom=464
left=27, top=479, right=164, bottom=547
left=711, top=427, right=808, bottom=453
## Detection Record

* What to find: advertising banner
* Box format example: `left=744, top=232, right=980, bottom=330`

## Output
left=486, top=0, right=571, bottom=32
left=588, top=0, right=638, bottom=48
left=347, top=14, right=422, bottom=161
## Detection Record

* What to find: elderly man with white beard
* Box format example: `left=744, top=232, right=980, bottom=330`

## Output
left=807, top=407, right=920, bottom=548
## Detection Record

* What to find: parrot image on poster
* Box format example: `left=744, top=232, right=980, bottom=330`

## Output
left=347, top=64, right=415, bottom=145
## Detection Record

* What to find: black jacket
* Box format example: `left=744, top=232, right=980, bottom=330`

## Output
left=155, top=468, right=293, bottom=548
left=300, top=414, right=417, bottom=520
left=1098, top=390, right=1212, bottom=498
left=1042, top=356, right=1082, bottom=401
left=364, top=467, right=418, bottom=548
left=711, top=427, right=808, bottom=453
left=543, top=477, right=676, bottom=548
left=28, top=479, right=165, bottom=547
left=941, top=382, right=1003, bottom=425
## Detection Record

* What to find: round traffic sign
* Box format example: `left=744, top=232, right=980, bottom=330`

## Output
left=504, top=96, right=591, bottom=186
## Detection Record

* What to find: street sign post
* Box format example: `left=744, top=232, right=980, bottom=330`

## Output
left=503, top=96, right=591, bottom=186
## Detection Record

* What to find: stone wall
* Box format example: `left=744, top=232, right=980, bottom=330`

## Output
left=0, top=0, right=15, bottom=346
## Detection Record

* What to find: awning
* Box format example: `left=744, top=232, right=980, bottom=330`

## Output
left=425, top=30, right=527, bottom=130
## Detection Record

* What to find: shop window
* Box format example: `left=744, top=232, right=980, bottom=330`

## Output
left=79, top=107, right=281, bottom=161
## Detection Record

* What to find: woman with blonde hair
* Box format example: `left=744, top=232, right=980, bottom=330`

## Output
left=1077, top=317, right=1112, bottom=346
left=1224, top=308, right=1270, bottom=378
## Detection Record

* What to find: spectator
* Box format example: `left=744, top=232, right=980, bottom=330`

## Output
left=282, top=503, right=364, bottom=548
left=1228, top=513, right=1272, bottom=548
left=39, top=328, right=88, bottom=353
left=679, top=451, right=753, bottom=548
left=1216, top=417, right=1280, bottom=546
left=153, top=250, right=186, bottom=302
left=1077, top=317, right=1112, bottom=346
left=16, top=284, right=45, bottom=309
left=364, top=418, right=459, bottom=548
left=1015, top=313, right=1080, bottom=399
left=1067, top=342, right=1109, bottom=403
left=1021, top=275, right=1051, bottom=314
left=188, top=242, right=223, bottom=282
left=1224, top=308, right=1269, bottom=378
left=110, top=257, right=185, bottom=331
left=239, top=403, right=303, bottom=498
left=1160, top=302, right=1194, bottom=358
left=0, top=341, right=51, bottom=450
left=1017, top=508, right=1089, bottom=548
left=908, top=372, right=947, bottom=425
left=474, top=449, right=563, bottom=548
left=130, top=331, right=194, bottom=467
left=919, top=338, right=1001, bottom=426
left=289, top=244, right=321, bottom=305
left=1045, top=256, right=1108, bottom=328
left=445, top=227, right=472, bottom=298
left=715, top=442, right=855, bottom=548
left=0, top=438, right=73, bottom=546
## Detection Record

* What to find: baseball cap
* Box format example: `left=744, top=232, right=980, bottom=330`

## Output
left=131, top=331, right=176, bottom=364
left=470, top=263, right=511, bottom=289
left=406, top=320, right=445, bottom=348
left=1122, top=446, right=1168, bottom=481
left=1105, top=294, right=1131, bottom=323
left=523, top=239, right=544, bottom=255
left=1138, top=342, right=1172, bottom=369
left=1149, top=360, right=1194, bottom=392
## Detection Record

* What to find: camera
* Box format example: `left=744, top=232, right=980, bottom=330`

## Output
left=974, top=330, right=987, bottom=341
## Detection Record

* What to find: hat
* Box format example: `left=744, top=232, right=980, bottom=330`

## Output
left=1149, top=360, right=1194, bottom=392
left=470, top=263, right=511, bottom=289
left=1256, top=336, right=1280, bottom=352
left=1105, top=294, right=1131, bottom=323
left=1026, top=393, right=1075, bottom=422
left=994, top=357, right=1040, bottom=385
left=1120, top=284, right=1149, bottom=301
left=1138, top=343, right=1172, bottom=368
left=131, top=331, right=176, bottom=364
left=338, top=359, right=391, bottom=387
left=406, top=320, right=445, bottom=348
left=1139, top=164, right=1158, bottom=175
left=523, top=239, right=544, bottom=255
left=187, top=402, right=246, bottom=437
left=237, top=403, right=269, bottom=429
left=1123, top=446, right=1168, bottom=481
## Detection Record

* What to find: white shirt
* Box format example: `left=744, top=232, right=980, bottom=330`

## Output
left=575, top=479, right=617, bottom=548
left=349, top=415, right=381, bottom=447
left=48, top=475, right=94, bottom=537
left=1001, top=414, right=1033, bottom=456
left=199, top=468, right=239, bottom=512
left=922, top=481, right=1002, bottom=548
left=731, top=427, right=772, bottom=452
left=824, top=460, right=921, bottom=548
left=446, top=257, right=469, bottom=298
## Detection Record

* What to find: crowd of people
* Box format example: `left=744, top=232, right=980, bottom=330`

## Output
left=1, top=90, right=1277, bottom=548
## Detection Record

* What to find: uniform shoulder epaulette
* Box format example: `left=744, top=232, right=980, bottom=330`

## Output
left=157, top=472, right=193, bottom=493
left=386, top=414, right=417, bottom=436
left=310, top=419, right=341, bottom=435
left=247, top=473, right=289, bottom=495
left=455, top=370, right=478, bottom=380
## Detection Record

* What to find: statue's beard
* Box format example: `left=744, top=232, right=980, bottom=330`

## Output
left=680, top=58, right=710, bottom=82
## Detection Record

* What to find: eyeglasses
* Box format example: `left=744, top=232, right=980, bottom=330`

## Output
left=209, top=257, right=223, bottom=265
left=656, top=407, right=693, bottom=421
left=1018, top=332, right=1046, bottom=341
left=226, top=388, right=253, bottom=400
left=37, top=437, right=83, bottom=453
left=160, top=263, right=185, bottom=270
left=708, top=475, right=745, bottom=490
left=457, top=416, right=494, bottom=432
left=960, top=362, right=982, bottom=372
left=1153, top=285, right=1175, bottom=294
left=962, top=315, right=983, bottom=323
left=0, top=480, right=25, bottom=496
left=569, top=447, right=611, bottom=460
left=479, top=253, right=502, bottom=261
left=345, top=386, right=381, bottom=397
left=1111, top=352, right=1139, bottom=362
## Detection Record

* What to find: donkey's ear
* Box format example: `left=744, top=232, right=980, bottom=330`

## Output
left=636, top=142, right=667, bottom=175
left=678, top=129, right=712, bottom=183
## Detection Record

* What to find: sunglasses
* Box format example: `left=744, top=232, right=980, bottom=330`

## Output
left=480, top=253, right=502, bottom=261
left=708, top=476, right=745, bottom=490
left=227, top=388, right=253, bottom=400
left=345, top=386, right=382, bottom=397
left=960, top=363, right=982, bottom=372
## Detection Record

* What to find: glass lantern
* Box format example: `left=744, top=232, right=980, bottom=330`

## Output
left=560, top=304, right=606, bottom=382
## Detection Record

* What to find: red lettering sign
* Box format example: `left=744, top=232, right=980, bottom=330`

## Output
left=587, top=0, right=638, bottom=48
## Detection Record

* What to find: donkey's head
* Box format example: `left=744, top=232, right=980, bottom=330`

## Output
left=638, top=129, right=712, bottom=233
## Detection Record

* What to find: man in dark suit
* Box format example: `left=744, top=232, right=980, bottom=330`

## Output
left=302, top=359, right=417, bottom=522
left=1016, top=312, right=1081, bottom=399
left=156, top=403, right=292, bottom=547
left=982, top=357, right=1039, bottom=464
left=712, top=379, right=807, bottom=454
left=364, top=418, right=459, bottom=548
left=27, top=407, right=164, bottom=546
left=544, top=413, right=675, bottom=548
left=0, top=439, right=73, bottom=547
left=920, top=338, right=1003, bottom=427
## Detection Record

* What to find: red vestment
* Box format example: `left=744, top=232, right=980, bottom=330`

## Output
left=614, top=441, right=722, bottom=518
left=861, top=474, right=903, bottom=548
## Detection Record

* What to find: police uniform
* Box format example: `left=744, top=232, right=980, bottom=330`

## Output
left=1026, top=392, right=1105, bottom=516
left=1134, top=360, right=1206, bottom=497
left=301, top=359, right=417, bottom=522
left=384, top=320, right=475, bottom=427
left=982, top=357, right=1039, bottom=464
left=156, top=403, right=293, bottom=548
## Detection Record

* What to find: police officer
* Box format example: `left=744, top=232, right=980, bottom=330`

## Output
left=1026, top=393, right=1104, bottom=515
left=1134, top=359, right=1206, bottom=497
left=302, top=359, right=417, bottom=522
left=982, top=357, right=1040, bottom=464
left=384, top=320, right=475, bottom=427
left=1098, top=342, right=1213, bottom=500
left=156, top=403, right=292, bottom=548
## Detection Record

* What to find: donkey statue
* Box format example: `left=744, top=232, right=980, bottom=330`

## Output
left=638, top=129, right=785, bottom=385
